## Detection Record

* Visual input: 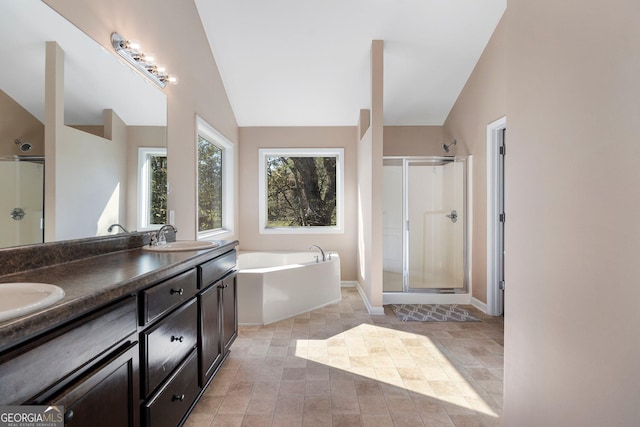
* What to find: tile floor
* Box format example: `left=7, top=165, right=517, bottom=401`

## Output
left=185, top=287, right=504, bottom=427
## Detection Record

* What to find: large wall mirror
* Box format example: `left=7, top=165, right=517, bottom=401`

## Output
left=0, top=1, right=167, bottom=249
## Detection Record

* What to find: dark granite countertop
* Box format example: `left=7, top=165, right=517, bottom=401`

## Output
left=0, top=240, right=238, bottom=353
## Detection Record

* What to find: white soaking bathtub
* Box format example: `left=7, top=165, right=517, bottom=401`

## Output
left=237, top=251, right=341, bottom=325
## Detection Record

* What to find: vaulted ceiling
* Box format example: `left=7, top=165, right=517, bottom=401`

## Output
left=195, top=0, right=506, bottom=126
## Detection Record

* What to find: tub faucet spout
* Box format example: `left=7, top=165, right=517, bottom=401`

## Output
left=107, top=223, right=129, bottom=234
left=308, top=245, right=326, bottom=262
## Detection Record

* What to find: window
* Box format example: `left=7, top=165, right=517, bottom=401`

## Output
left=259, top=148, right=344, bottom=234
left=196, top=116, right=234, bottom=239
left=138, top=147, right=167, bottom=230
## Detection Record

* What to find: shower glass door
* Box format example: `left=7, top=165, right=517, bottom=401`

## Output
left=382, top=160, right=404, bottom=292
left=383, top=157, right=467, bottom=293
left=406, top=160, right=465, bottom=290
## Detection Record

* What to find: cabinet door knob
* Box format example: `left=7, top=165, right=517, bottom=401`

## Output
left=172, top=394, right=185, bottom=402
left=170, top=288, right=184, bottom=295
left=171, top=335, right=184, bottom=343
left=64, top=409, right=74, bottom=423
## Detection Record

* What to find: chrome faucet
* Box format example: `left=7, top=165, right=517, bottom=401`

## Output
left=107, top=223, right=129, bottom=234
left=152, top=224, right=178, bottom=246
left=308, top=245, right=326, bottom=262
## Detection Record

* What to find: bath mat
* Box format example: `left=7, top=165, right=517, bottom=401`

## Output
left=389, top=304, right=480, bottom=322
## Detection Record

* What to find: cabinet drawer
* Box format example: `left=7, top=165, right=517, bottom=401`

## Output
left=0, top=296, right=137, bottom=405
left=141, top=269, right=197, bottom=325
left=144, top=349, right=199, bottom=427
left=198, top=250, right=236, bottom=288
left=47, top=342, right=139, bottom=427
left=142, top=298, right=197, bottom=397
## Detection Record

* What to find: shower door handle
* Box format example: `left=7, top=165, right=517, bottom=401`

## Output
left=446, top=210, right=458, bottom=223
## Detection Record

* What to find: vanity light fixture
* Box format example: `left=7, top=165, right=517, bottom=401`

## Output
left=111, top=32, right=177, bottom=88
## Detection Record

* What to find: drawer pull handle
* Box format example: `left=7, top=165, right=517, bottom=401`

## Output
left=170, top=288, right=184, bottom=296
left=172, top=394, right=185, bottom=402
left=171, top=335, right=184, bottom=343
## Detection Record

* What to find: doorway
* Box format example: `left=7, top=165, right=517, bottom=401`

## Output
left=487, top=117, right=506, bottom=316
left=383, top=156, right=468, bottom=294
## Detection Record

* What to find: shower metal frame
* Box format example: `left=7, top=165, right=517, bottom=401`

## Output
left=383, top=155, right=470, bottom=294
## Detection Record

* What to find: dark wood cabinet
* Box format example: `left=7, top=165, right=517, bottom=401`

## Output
left=198, top=263, right=237, bottom=388
left=199, top=281, right=222, bottom=385
left=221, top=273, right=238, bottom=355
left=46, top=342, right=140, bottom=427
left=140, top=248, right=236, bottom=425
left=0, top=244, right=238, bottom=427
left=141, top=298, right=198, bottom=397
left=0, top=297, right=137, bottom=406
left=141, top=269, right=198, bottom=325
left=144, top=349, right=199, bottom=427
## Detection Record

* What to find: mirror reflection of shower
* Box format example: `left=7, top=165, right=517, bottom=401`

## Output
left=0, top=156, right=44, bottom=248
left=14, top=138, right=32, bottom=152
left=442, top=139, right=457, bottom=153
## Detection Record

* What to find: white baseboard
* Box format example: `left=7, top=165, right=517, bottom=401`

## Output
left=471, top=297, right=487, bottom=313
left=340, top=281, right=357, bottom=288
left=349, top=281, right=385, bottom=315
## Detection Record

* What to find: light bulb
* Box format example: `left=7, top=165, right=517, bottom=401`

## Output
left=127, top=40, right=141, bottom=51
left=167, top=75, right=178, bottom=85
left=141, top=53, right=156, bottom=65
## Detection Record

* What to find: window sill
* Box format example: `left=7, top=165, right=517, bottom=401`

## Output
left=198, top=229, right=233, bottom=241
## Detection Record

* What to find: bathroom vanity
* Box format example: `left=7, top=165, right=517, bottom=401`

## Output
left=0, top=237, right=238, bottom=427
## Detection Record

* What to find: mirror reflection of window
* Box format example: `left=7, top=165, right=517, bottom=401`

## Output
left=138, top=147, right=167, bottom=230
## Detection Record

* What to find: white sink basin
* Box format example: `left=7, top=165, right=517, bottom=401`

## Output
left=0, top=282, right=65, bottom=322
left=142, top=240, right=219, bottom=252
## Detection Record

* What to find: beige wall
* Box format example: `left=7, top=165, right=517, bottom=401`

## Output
left=0, top=89, right=44, bottom=157
left=357, top=124, right=373, bottom=290
left=45, top=0, right=239, bottom=241
left=238, top=126, right=358, bottom=281
left=443, top=16, right=506, bottom=304
left=383, top=126, right=444, bottom=157
left=359, top=40, right=385, bottom=310
left=505, top=1, right=640, bottom=425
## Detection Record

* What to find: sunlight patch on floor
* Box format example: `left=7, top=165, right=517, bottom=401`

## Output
left=293, top=323, right=499, bottom=418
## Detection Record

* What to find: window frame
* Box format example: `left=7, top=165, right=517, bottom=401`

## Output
left=137, top=147, right=167, bottom=231
left=258, top=147, right=344, bottom=234
left=196, top=116, right=235, bottom=240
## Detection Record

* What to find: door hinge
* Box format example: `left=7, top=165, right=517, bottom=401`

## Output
left=499, top=280, right=505, bottom=290
left=499, top=144, right=506, bottom=156
left=406, top=220, right=409, bottom=231
left=499, top=212, right=506, bottom=223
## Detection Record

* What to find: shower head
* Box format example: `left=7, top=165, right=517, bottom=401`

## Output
left=442, top=140, right=457, bottom=153
left=14, top=139, right=32, bottom=152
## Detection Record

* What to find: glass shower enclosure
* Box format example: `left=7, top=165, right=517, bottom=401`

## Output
left=0, top=157, right=44, bottom=248
left=383, top=157, right=468, bottom=293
